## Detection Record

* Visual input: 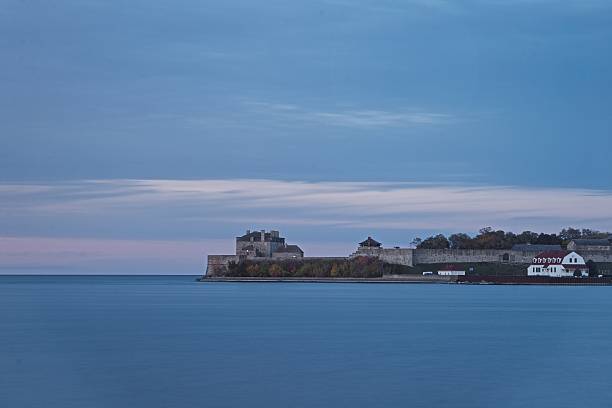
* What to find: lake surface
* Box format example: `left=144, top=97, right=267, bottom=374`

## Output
left=1, top=275, right=612, bottom=408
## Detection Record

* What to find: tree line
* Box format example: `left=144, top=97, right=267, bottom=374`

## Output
left=412, top=227, right=611, bottom=250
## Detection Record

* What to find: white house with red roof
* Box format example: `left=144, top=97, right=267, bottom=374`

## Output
left=527, top=250, right=588, bottom=277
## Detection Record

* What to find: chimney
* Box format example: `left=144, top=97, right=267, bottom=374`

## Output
left=261, top=230, right=265, bottom=242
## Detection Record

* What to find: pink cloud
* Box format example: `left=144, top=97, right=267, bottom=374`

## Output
left=0, top=237, right=232, bottom=274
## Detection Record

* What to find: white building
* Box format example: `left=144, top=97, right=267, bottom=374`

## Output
left=527, top=251, right=589, bottom=277
left=437, top=269, right=466, bottom=276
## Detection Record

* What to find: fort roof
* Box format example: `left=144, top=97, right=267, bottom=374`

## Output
left=274, top=245, right=303, bottom=254
left=359, top=237, right=381, bottom=247
left=511, top=244, right=562, bottom=252
left=236, top=230, right=285, bottom=243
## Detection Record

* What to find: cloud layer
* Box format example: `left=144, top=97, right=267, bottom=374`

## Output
left=5, top=179, right=612, bottom=229
left=244, top=102, right=456, bottom=128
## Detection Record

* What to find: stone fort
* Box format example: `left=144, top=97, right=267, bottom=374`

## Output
left=207, top=230, right=305, bottom=275
left=206, top=230, right=612, bottom=276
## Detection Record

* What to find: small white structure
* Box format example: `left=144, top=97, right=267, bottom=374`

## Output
left=422, top=271, right=433, bottom=276
left=437, top=270, right=466, bottom=276
left=527, top=251, right=589, bottom=277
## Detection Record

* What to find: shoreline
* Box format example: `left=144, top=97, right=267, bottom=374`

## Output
left=200, top=276, right=454, bottom=284
left=200, top=275, right=612, bottom=285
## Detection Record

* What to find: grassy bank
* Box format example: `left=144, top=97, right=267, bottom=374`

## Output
left=220, top=257, right=392, bottom=278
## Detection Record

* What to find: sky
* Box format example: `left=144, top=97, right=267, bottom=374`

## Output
left=1, top=0, right=612, bottom=274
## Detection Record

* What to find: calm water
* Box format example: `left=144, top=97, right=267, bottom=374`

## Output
left=1, top=276, right=612, bottom=408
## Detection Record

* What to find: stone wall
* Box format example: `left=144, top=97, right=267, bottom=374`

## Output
left=414, top=249, right=503, bottom=264
left=351, top=247, right=413, bottom=266
left=351, top=247, right=563, bottom=266
left=206, top=255, right=240, bottom=276
left=411, top=248, right=612, bottom=265
left=414, top=249, right=538, bottom=265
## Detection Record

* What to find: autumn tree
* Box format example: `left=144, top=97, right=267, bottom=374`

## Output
left=449, top=233, right=472, bottom=249
left=269, top=264, right=282, bottom=278
left=246, top=264, right=260, bottom=277
left=418, top=234, right=450, bottom=249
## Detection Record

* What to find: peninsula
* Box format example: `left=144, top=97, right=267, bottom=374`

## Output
left=202, top=229, right=612, bottom=285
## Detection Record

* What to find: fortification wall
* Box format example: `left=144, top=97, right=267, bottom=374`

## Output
left=414, top=249, right=540, bottom=264
left=351, top=247, right=544, bottom=266
left=409, top=249, right=612, bottom=265
left=351, top=247, right=541, bottom=267
left=351, top=248, right=414, bottom=266
left=206, top=255, right=240, bottom=276
left=414, top=249, right=507, bottom=264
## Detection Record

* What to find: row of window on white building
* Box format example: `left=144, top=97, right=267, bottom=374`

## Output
left=533, top=257, right=580, bottom=264
left=533, top=266, right=560, bottom=273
